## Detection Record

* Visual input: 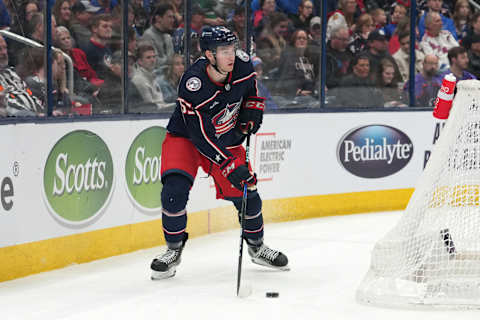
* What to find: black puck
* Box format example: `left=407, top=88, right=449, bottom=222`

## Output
left=266, top=292, right=279, bottom=298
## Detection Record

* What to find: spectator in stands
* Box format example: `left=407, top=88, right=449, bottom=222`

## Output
left=308, top=16, right=322, bottom=44
left=460, top=12, right=480, bottom=50
left=452, top=0, right=472, bottom=41
left=330, top=54, right=384, bottom=107
left=276, top=29, right=316, bottom=97
left=27, top=13, right=57, bottom=44
left=393, top=32, right=424, bottom=84
left=250, top=56, right=279, bottom=109
left=326, top=26, right=353, bottom=89
left=55, top=26, right=102, bottom=98
left=348, top=13, right=375, bottom=55
left=289, top=0, right=314, bottom=31
left=440, top=46, right=476, bottom=81
left=131, top=0, right=149, bottom=35
left=388, top=16, right=411, bottom=55
left=82, top=14, right=113, bottom=78
left=91, top=0, right=118, bottom=14
left=376, top=59, right=406, bottom=107
left=131, top=43, right=166, bottom=109
left=186, top=5, right=206, bottom=34
left=171, top=0, right=184, bottom=28
left=418, top=0, right=457, bottom=40
left=228, top=6, right=247, bottom=48
left=141, top=4, right=175, bottom=71
left=0, top=34, right=43, bottom=116
left=419, top=11, right=458, bottom=72
left=364, top=29, right=402, bottom=83
left=327, top=0, right=357, bottom=40
left=0, top=0, right=10, bottom=29
left=70, top=0, right=101, bottom=50
left=9, top=0, right=39, bottom=36
left=155, top=53, right=184, bottom=104
left=8, top=13, right=57, bottom=67
left=253, top=0, right=277, bottom=29
left=403, top=54, right=442, bottom=107
left=195, top=0, right=225, bottom=27
left=53, top=0, right=72, bottom=28
left=371, top=8, right=387, bottom=30
left=306, top=16, right=322, bottom=76
left=467, top=34, right=480, bottom=78
left=96, top=51, right=144, bottom=114
left=256, top=11, right=289, bottom=74
left=383, top=3, right=407, bottom=39
left=17, top=47, right=71, bottom=115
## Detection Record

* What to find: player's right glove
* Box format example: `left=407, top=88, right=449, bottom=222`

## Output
left=237, top=98, right=265, bottom=135
left=220, top=156, right=257, bottom=191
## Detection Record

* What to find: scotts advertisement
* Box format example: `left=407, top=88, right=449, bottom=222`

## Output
left=125, top=126, right=166, bottom=214
left=43, top=130, right=114, bottom=228
left=337, top=125, right=414, bottom=178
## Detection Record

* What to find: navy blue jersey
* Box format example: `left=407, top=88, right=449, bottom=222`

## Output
left=166, top=50, right=262, bottom=166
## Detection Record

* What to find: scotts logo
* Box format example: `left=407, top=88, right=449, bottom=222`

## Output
left=337, top=125, right=414, bottom=178
left=125, top=126, right=166, bottom=213
left=43, top=130, right=114, bottom=227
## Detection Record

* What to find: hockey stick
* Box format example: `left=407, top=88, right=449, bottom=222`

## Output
left=237, top=133, right=251, bottom=297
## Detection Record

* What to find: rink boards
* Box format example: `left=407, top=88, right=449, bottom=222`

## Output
left=0, top=111, right=441, bottom=281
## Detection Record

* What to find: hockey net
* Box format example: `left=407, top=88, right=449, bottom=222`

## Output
left=357, top=80, right=480, bottom=309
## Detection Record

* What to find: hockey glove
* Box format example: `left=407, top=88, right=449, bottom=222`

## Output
left=237, top=98, right=265, bottom=135
left=220, top=157, right=257, bottom=191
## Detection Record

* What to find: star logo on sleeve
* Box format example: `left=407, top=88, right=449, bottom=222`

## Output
left=215, top=154, right=222, bottom=162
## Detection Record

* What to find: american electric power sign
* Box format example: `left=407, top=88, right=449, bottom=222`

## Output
left=337, top=125, right=414, bottom=178
left=43, top=127, right=166, bottom=228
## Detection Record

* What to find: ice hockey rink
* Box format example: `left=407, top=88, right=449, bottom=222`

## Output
left=1, top=211, right=479, bottom=320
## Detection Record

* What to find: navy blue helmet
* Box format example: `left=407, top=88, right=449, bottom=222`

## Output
left=199, top=26, right=237, bottom=52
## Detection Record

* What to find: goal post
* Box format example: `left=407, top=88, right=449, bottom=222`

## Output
left=356, top=79, right=480, bottom=309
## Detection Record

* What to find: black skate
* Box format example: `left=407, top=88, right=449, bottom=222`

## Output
left=248, top=243, right=289, bottom=271
left=151, top=233, right=188, bottom=280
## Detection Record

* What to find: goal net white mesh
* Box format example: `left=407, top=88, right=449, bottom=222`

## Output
left=356, top=80, right=480, bottom=309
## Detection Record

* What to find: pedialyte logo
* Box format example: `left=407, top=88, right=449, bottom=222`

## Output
left=43, top=130, right=114, bottom=227
left=337, top=125, right=413, bottom=178
left=125, top=126, right=166, bottom=214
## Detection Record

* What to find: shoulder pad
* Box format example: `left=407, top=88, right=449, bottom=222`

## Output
left=236, top=49, right=250, bottom=62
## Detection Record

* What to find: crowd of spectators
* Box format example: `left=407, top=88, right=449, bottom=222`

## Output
left=1, top=0, right=480, bottom=117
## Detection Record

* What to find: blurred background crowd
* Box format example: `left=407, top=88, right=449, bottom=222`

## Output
left=0, top=0, right=478, bottom=117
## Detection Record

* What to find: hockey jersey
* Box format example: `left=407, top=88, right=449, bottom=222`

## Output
left=166, top=50, right=263, bottom=166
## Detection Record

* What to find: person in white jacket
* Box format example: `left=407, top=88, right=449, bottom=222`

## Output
left=131, top=43, right=166, bottom=109
left=419, top=11, right=458, bottom=72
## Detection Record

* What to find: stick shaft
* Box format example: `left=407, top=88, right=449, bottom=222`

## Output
left=236, top=134, right=250, bottom=296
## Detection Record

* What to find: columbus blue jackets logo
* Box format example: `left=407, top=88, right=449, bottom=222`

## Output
left=186, top=77, right=202, bottom=91
left=236, top=50, right=250, bottom=62
left=212, top=100, right=242, bottom=137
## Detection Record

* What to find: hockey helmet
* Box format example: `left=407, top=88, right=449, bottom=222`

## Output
left=199, top=26, right=237, bottom=52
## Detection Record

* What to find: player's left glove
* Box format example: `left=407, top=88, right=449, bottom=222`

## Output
left=237, top=98, right=265, bottom=135
left=220, top=156, right=257, bottom=191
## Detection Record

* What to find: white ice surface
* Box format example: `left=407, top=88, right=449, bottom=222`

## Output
left=1, top=211, right=479, bottom=320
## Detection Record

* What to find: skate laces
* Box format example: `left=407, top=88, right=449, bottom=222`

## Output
left=255, top=245, right=279, bottom=261
left=156, top=248, right=179, bottom=264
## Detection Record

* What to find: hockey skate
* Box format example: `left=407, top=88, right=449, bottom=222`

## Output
left=248, top=243, right=290, bottom=271
left=151, top=233, right=188, bottom=280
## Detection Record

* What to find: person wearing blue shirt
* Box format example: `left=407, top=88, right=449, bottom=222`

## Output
left=440, top=46, right=477, bottom=82
left=251, top=0, right=301, bottom=15
left=0, top=0, right=10, bottom=28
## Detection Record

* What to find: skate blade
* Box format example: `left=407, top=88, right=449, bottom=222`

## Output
left=151, top=268, right=176, bottom=280
left=251, top=258, right=290, bottom=271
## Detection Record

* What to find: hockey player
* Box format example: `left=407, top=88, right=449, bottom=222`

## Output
left=150, top=26, right=289, bottom=280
